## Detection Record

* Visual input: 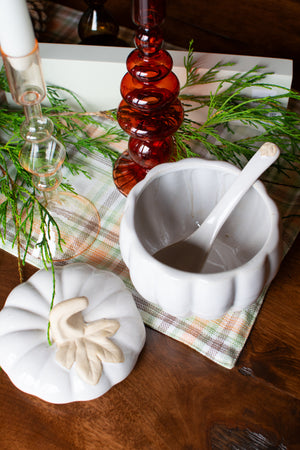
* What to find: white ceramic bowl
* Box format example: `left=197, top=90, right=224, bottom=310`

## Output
left=119, top=158, right=282, bottom=319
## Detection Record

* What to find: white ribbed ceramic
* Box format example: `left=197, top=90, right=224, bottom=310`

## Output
left=0, top=263, right=146, bottom=403
left=120, top=158, right=282, bottom=319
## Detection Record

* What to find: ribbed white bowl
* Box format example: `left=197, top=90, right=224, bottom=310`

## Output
left=120, top=158, right=282, bottom=319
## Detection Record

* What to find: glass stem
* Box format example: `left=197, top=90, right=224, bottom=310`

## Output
left=24, top=103, right=43, bottom=123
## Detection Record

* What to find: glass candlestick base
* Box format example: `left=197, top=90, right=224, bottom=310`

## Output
left=21, top=191, right=101, bottom=262
left=113, top=151, right=147, bottom=196
left=1, top=21, right=101, bottom=262
left=113, top=134, right=176, bottom=196
left=18, top=111, right=101, bottom=261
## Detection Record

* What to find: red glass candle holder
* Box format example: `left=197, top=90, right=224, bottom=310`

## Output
left=113, top=0, right=184, bottom=196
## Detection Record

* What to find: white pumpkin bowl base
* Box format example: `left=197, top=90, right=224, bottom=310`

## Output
left=120, top=158, right=282, bottom=320
left=0, top=263, right=146, bottom=404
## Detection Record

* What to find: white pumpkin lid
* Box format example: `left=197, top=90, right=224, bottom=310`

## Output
left=0, top=263, right=146, bottom=404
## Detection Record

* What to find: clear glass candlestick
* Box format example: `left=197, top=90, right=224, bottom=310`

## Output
left=20, top=103, right=64, bottom=191
left=1, top=41, right=101, bottom=261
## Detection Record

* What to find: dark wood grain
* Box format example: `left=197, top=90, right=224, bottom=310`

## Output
left=237, top=235, right=300, bottom=398
left=1, top=1, right=300, bottom=448
left=1, top=315, right=300, bottom=449
left=0, top=233, right=300, bottom=448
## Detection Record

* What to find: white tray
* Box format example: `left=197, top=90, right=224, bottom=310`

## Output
left=36, top=44, right=292, bottom=117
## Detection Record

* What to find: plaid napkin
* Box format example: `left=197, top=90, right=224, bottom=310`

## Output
left=1, top=134, right=299, bottom=369
left=1, top=2, right=299, bottom=369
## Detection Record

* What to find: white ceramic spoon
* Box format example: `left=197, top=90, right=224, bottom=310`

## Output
left=154, top=142, right=280, bottom=273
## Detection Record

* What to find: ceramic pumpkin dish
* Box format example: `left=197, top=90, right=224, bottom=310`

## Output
left=0, top=263, right=146, bottom=404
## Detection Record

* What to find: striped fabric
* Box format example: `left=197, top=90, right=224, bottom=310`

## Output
left=1, top=3, right=299, bottom=369
left=1, top=132, right=299, bottom=369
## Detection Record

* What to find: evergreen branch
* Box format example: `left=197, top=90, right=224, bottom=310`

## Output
left=0, top=43, right=299, bottom=319
left=177, top=42, right=300, bottom=176
left=182, top=41, right=236, bottom=90
left=46, top=84, right=86, bottom=112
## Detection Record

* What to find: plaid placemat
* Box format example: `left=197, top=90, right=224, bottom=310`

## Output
left=1, top=3, right=299, bottom=369
left=1, top=132, right=299, bottom=369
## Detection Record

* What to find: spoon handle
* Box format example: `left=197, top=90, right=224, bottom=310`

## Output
left=190, top=142, right=280, bottom=250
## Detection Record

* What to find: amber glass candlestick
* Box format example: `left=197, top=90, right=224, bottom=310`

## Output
left=113, top=0, right=184, bottom=196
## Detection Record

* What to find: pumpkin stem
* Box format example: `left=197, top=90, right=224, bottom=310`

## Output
left=47, top=322, right=52, bottom=346
left=47, top=260, right=56, bottom=346
left=17, top=240, right=24, bottom=283
left=14, top=213, right=24, bottom=284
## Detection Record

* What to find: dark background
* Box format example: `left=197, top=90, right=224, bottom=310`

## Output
left=49, top=0, right=300, bottom=91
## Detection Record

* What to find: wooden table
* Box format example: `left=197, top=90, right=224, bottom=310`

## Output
left=1, top=1, right=300, bottom=448
left=0, top=238, right=299, bottom=448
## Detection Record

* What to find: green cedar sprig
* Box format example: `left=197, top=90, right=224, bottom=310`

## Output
left=0, top=44, right=299, bottom=286
left=176, top=41, right=300, bottom=175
